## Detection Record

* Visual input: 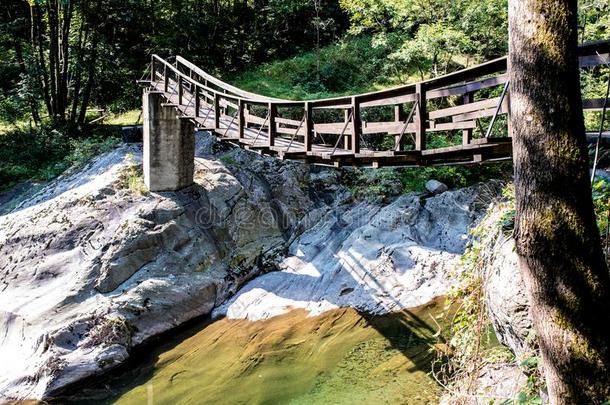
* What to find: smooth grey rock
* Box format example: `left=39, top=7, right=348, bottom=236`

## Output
left=440, top=363, right=527, bottom=404
left=0, top=129, right=508, bottom=401
left=425, top=179, right=448, bottom=194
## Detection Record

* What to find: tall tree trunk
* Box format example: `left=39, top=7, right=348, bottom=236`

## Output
left=59, top=0, right=73, bottom=124
left=508, top=0, right=610, bottom=403
left=46, top=0, right=59, bottom=121
left=31, top=4, right=53, bottom=119
left=77, top=30, right=99, bottom=127
left=70, top=14, right=88, bottom=123
left=12, top=38, right=41, bottom=125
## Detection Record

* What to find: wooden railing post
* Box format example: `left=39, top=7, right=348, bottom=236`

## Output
left=415, top=83, right=427, bottom=151
left=268, top=102, right=277, bottom=147
left=150, top=56, right=156, bottom=83
left=194, top=86, right=200, bottom=118
left=304, top=102, right=313, bottom=152
left=214, top=93, right=221, bottom=129
left=351, top=96, right=361, bottom=154
left=238, top=99, right=245, bottom=139
left=178, top=76, right=183, bottom=105
left=344, top=108, right=352, bottom=150
left=462, top=92, right=473, bottom=145
left=163, top=65, right=169, bottom=92
left=506, top=91, right=512, bottom=137
left=394, top=104, right=406, bottom=151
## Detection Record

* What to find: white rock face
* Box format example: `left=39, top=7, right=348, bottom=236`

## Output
left=215, top=186, right=490, bottom=321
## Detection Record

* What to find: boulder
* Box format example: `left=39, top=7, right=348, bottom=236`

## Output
left=425, top=179, right=448, bottom=194
left=215, top=183, right=496, bottom=320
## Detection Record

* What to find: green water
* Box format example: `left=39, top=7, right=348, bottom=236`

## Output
left=56, top=299, right=449, bottom=405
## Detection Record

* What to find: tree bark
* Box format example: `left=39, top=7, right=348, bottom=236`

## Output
left=509, top=0, right=610, bottom=403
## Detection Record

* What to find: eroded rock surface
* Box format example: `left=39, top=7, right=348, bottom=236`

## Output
left=215, top=184, right=495, bottom=320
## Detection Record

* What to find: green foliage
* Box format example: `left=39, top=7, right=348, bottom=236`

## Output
left=219, top=153, right=238, bottom=166
left=385, top=23, right=474, bottom=80
left=339, top=0, right=508, bottom=80
left=504, top=356, right=544, bottom=405
left=500, top=208, right=515, bottom=232
left=0, top=125, right=119, bottom=192
left=592, top=177, right=610, bottom=236
left=232, top=36, right=392, bottom=99
left=579, top=0, right=610, bottom=42
left=339, top=162, right=512, bottom=201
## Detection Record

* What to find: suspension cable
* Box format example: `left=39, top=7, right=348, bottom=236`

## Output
left=331, top=111, right=353, bottom=156
left=286, top=115, right=306, bottom=152
left=395, top=100, right=419, bottom=151
left=485, top=81, right=510, bottom=138
left=252, top=113, right=270, bottom=146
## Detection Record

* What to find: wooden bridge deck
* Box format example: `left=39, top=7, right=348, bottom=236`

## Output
left=139, top=40, right=610, bottom=168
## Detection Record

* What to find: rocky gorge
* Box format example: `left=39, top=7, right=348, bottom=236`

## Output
left=0, top=131, right=532, bottom=402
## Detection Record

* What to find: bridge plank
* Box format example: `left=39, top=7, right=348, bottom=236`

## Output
left=428, top=97, right=502, bottom=120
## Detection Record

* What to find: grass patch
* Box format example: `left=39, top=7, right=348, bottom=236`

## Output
left=117, top=154, right=148, bottom=195
left=104, top=110, right=142, bottom=126
left=230, top=36, right=405, bottom=100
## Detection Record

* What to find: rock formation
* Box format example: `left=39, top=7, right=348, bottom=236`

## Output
left=0, top=131, right=516, bottom=400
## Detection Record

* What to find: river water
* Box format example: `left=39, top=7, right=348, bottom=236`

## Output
left=56, top=298, right=449, bottom=405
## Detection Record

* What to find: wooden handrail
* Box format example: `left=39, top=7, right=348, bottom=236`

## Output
left=151, top=39, right=609, bottom=113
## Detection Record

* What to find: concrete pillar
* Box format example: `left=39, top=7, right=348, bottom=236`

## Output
left=143, top=91, right=195, bottom=191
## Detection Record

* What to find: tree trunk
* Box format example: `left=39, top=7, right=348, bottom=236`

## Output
left=31, top=4, right=53, bottom=119
left=46, top=0, right=60, bottom=121
left=508, top=0, right=610, bottom=403
left=77, top=30, right=99, bottom=127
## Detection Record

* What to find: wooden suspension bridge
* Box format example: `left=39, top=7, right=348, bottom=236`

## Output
left=138, top=40, right=610, bottom=174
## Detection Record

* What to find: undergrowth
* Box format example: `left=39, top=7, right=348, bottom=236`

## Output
left=339, top=162, right=513, bottom=200
left=0, top=124, right=120, bottom=192
left=230, top=36, right=397, bottom=100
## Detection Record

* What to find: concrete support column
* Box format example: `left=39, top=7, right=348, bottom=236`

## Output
left=143, top=91, right=195, bottom=191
